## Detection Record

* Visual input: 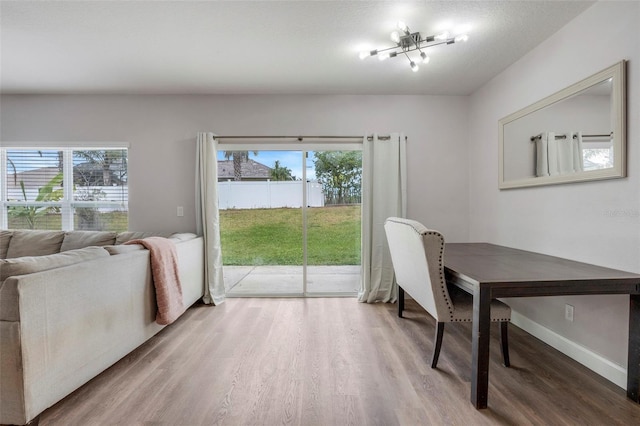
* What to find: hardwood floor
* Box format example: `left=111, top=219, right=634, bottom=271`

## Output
left=38, top=298, right=640, bottom=425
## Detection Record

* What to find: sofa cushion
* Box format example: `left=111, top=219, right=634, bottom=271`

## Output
left=115, top=231, right=171, bottom=245
left=0, top=230, right=12, bottom=259
left=104, top=244, right=146, bottom=255
left=60, top=231, right=117, bottom=252
left=5, top=230, right=65, bottom=259
left=0, top=246, right=110, bottom=283
left=168, top=232, right=198, bottom=242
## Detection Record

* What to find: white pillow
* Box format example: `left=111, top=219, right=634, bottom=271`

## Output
left=169, top=232, right=198, bottom=242
left=115, top=231, right=171, bottom=245
left=60, top=231, right=117, bottom=252
left=0, top=246, right=110, bottom=283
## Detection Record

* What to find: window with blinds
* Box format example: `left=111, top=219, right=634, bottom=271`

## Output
left=1, top=147, right=128, bottom=231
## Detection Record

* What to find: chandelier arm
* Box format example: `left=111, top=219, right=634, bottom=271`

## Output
left=401, top=39, right=455, bottom=55
left=376, top=45, right=402, bottom=54
left=375, top=38, right=456, bottom=58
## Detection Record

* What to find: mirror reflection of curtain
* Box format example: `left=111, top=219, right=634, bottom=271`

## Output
left=535, top=132, right=551, bottom=177
left=572, top=132, right=584, bottom=173
left=536, top=131, right=584, bottom=177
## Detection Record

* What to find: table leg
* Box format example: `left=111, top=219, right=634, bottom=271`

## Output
left=628, top=293, right=640, bottom=401
left=471, top=285, right=491, bottom=409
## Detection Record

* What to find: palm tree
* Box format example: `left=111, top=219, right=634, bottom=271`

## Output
left=223, top=151, right=258, bottom=181
left=270, top=160, right=294, bottom=181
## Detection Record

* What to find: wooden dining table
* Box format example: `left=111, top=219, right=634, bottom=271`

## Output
left=443, top=243, right=640, bottom=409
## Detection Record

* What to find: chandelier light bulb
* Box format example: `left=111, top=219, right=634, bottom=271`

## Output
left=454, top=34, right=469, bottom=43
left=410, top=61, right=419, bottom=72
left=390, top=31, right=401, bottom=43
left=420, top=52, right=430, bottom=63
left=435, top=31, right=450, bottom=40
left=397, top=21, right=409, bottom=32
left=378, top=51, right=390, bottom=61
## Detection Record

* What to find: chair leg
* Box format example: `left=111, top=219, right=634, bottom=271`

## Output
left=398, top=286, right=405, bottom=318
left=500, top=321, right=510, bottom=367
left=431, top=322, right=445, bottom=368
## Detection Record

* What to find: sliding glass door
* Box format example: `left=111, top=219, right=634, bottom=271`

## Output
left=306, top=151, right=361, bottom=295
left=218, top=144, right=361, bottom=297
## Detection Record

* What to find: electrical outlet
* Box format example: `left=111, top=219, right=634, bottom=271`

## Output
left=565, top=304, right=574, bottom=322
left=177, top=206, right=184, bottom=217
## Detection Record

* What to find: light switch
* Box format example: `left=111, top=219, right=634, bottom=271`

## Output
left=565, top=304, right=574, bottom=322
left=177, top=206, right=184, bottom=217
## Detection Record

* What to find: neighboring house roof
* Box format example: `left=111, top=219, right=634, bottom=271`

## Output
left=7, top=163, right=127, bottom=188
left=6, top=167, right=60, bottom=190
left=218, top=159, right=272, bottom=181
left=74, top=162, right=127, bottom=186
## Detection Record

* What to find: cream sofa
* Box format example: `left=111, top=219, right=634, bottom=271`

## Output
left=0, top=230, right=205, bottom=425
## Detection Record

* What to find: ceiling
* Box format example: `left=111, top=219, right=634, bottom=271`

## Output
left=0, top=1, right=594, bottom=96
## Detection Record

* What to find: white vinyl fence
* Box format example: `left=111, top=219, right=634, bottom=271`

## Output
left=218, top=180, right=324, bottom=209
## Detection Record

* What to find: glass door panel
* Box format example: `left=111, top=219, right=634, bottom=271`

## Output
left=220, top=150, right=303, bottom=296
left=305, top=150, right=361, bottom=295
left=219, top=147, right=362, bottom=297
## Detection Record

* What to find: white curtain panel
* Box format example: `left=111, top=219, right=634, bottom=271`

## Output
left=546, top=131, right=560, bottom=176
left=358, top=133, right=407, bottom=303
left=535, top=133, right=550, bottom=177
left=195, top=132, right=225, bottom=305
left=572, top=132, right=584, bottom=172
left=538, top=131, right=584, bottom=176
left=556, top=132, right=576, bottom=174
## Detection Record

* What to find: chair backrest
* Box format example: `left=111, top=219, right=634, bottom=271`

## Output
left=384, top=217, right=453, bottom=322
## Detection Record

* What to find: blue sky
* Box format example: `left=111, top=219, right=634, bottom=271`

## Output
left=7, top=149, right=60, bottom=172
left=9, top=149, right=316, bottom=180
left=217, top=150, right=316, bottom=180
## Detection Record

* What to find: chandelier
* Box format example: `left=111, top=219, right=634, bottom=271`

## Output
left=359, top=21, right=469, bottom=72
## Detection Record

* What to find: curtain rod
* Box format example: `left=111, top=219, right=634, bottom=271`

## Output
left=530, top=132, right=612, bottom=141
left=213, top=135, right=406, bottom=142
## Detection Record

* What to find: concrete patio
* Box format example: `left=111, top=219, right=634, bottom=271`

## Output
left=223, top=265, right=360, bottom=296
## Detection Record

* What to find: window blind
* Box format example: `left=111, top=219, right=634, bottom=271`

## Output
left=1, top=147, right=128, bottom=231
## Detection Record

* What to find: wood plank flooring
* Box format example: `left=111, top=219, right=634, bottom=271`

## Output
left=38, top=298, right=640, bottom=425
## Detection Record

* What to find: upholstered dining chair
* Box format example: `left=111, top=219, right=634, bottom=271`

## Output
left=384, top=217, right=511, bottom=369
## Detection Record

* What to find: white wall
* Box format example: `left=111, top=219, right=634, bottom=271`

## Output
left=468, top=1, right=640, bottom=380
left=0, top=94, right=470, bottom=241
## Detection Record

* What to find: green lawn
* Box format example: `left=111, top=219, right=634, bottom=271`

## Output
left=220, top=205, right=361, bottom=265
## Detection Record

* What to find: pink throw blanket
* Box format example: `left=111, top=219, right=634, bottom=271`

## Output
left=125, top=237, right=185, bottom=325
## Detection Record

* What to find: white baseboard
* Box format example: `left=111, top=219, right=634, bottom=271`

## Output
left=510, top=311, right=627, bottom=389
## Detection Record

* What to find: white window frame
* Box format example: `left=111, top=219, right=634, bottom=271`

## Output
left=0, top=142, right=129, bottom=231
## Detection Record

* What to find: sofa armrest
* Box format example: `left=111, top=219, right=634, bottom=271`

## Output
left=174, top=236, right=205, bottom=305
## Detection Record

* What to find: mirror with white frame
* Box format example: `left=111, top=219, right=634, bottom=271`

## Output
left=499, top=61, right=626, bottom=189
